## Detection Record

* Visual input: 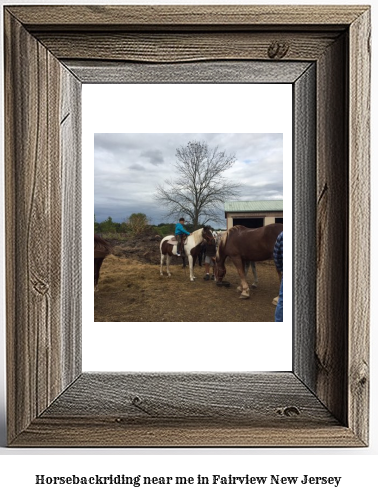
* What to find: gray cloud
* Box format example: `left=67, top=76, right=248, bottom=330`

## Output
left=141, top=149, right=164, bottom=165
left=94, top=133, right=283, bottom=225
left=129, top=163, right=147, bottom=171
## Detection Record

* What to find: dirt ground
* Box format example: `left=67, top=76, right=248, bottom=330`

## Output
left=94, top=234, right=280, bottom=322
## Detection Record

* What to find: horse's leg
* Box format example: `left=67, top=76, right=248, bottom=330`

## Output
left=166, top=254, right=171, bottom=277
left=94, top=258, right=103, bottom=292
left=160, top=252, right=165, bottom=276
left=251, top=261, right=258, bottom=288
left=243, top=260, right=249, bottom=276
left=188, top=254, right=195, bottom=281
left=231, top=256, right=250, bottom=299
left=94, top=260, right=98, bottom=291
left=238, top=260, right=248, bottom=292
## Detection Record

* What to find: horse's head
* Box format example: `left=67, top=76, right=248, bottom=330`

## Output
left=202, top=225, right=215, bottom=245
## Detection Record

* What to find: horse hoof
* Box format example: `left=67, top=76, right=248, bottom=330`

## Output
left=239, top=293, right=250, bottom=299
left=251, top=284, right=258, bottom=289
left=217, top=281, right=230, bottom=287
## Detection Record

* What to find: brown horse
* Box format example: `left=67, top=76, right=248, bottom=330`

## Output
left=94, top=234, right=112, bottom=291
left=214, top=223, right=283, bottom=299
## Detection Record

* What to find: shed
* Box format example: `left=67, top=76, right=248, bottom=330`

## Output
left=224, top=200, right=283, bottom=230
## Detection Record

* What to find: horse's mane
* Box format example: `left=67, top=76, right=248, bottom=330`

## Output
left=94, top=234, right=112, bottom=254
left=216, top=226, right=247, bottom=258
left=189, top=225, right=214, bottom=247
left=216, top=230, right=229, bottom=258
left=192, top=227, right=204, bottom=236
left=229, top=225, right=247, bottom=233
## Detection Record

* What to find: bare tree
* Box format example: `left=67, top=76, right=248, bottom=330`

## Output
left=155, top=141, right=241, bottom=228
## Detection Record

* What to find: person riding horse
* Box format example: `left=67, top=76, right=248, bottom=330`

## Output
left=175, top=217, right=190, bottom=256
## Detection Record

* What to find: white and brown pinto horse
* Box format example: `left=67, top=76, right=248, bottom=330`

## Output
left=94, top=234, right=112, bottom=291
left=160, top=226, right=215, bottom=281
left=214, top=223, right=283, bottom=299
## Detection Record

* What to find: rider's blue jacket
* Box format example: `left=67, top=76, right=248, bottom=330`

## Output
left=175, top=223, right=190, bottom=236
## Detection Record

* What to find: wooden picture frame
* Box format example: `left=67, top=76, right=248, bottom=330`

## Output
left=4, top=5, right=370, bottom=447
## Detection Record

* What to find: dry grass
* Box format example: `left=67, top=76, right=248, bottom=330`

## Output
left=94, top=255, right=280, bottom=322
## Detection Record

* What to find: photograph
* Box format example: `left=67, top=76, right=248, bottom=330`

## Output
left=93, top=132, right=284, bottom=323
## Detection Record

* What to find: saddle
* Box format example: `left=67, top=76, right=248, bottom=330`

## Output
left=167, top=235, right=188, bottom=246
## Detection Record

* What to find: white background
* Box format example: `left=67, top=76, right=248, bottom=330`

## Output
left=83, top=83, right=292, bottom=372
left=0, top=0, right=377, bottom=499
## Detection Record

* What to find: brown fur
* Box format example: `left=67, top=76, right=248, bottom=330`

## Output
left=215, top=223, right=283, bottom=296
left=94, top=235, right=112, bottom=289
left=161, top=240, right=174, bottom=256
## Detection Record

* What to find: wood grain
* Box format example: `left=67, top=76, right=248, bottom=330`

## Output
left=41, top=373, right=334, bottom=421
left=36, top=32, right=340, bottom=63
left=293, top=64, right=317, bottom=390
left=6, top=5, right=368, bottom=30
left=4, top=11, right=81, bottom=443
left=66, top=60, right=312, bottom=84
left=316, top=34, right=349, bottom=425
left=60, top=64, right=82, bottom=389
left=12, top=373, right=364, bottom=447
left=348, top=8, right=371, bottom=445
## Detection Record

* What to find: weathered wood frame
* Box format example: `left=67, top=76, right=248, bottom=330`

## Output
left=4, top=5, right=370, bottom=447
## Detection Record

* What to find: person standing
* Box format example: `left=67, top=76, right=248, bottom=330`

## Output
left=175, top=217, right=190, bottom=256
left=273, top=231, right=283, bottom=322
left=203, top=240, right=217, bottom=280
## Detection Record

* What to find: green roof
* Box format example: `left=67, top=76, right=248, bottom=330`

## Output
left=225, top=200, right=283, bottom=212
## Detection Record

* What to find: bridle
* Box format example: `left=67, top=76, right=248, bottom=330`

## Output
left=202, top=228, right=215, bottom=245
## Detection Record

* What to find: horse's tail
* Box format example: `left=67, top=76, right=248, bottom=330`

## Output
left=160, top=235, right=174, bottom=253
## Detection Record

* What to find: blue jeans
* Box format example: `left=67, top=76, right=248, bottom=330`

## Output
left=275, top=278, right=283, bottom=322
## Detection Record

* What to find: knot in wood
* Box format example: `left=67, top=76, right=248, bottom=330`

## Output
left=132, top=396, right=142, bottom=406
left=268, top=41, right=289, bottom=59
left=359, top=376, right=367, bottom=387
left=33, top=280, right=49, bottom=295
left=277, top=406, right=300, bottom=417
left=131, top=395, right=149, bottom=413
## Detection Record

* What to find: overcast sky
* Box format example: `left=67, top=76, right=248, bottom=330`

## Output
left=94, top=132, right=283, bottom=227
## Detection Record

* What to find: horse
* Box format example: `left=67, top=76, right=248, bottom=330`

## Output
left=160, top=226, right=215, bottom=281
left=195, top=242, right=207, bottom=266
left=214, top=223, right=283, bottom=299
left=180, top=241, right=205, bottom=269
left=94, top=234, right=112, bottom=291
left=214, top=231, right=258, bottom=288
